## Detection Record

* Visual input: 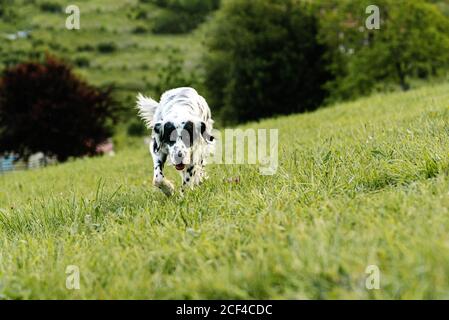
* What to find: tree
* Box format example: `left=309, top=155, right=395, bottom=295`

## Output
left=203, top=0, right=331, bottom=124
left=0, top=55, right=119, bottom=161
left=145, top=0, right=221, bottom=34
left=317, top=0, right=449, bottom=101
left=0, top=0, right=16, bottom=21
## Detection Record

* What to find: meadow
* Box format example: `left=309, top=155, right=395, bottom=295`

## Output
left=1, top=0, right=206, bottom=107
left=1, top=82, right=449, bottom=299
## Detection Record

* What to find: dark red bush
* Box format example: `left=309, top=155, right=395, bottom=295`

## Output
left=0, top=55, right=119, bottom=161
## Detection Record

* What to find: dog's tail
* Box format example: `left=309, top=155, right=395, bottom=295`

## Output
left=136, top=93, right=159, bottom=129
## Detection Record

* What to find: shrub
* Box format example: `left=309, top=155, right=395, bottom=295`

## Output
left=148, top=0, right=220, bottom=14
left=97, top=42, right=117, bottom=54
left=152, top=49, right=201, bottom=96
left=39, top=1, right=62, bottom=13
left=0, top=0, right=17, bottom=22
left=204, top=0, right=331, bottom=124
left=152, top=10, right=200, bottom=34
left=73, top=56, right=90, bottom=68
left=134, top=9, right=148, bottom=20
left=77, top=44, right=95, bottom=52
left=127, top=120, right=146, bottom=137
left=148, top=0, right=220, bottom=34
left=132, top=26, right=148, bottom=34
left=0, top=55, right=119, bottom=161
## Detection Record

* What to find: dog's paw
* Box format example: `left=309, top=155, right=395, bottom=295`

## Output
left=159, top=179, right=175, bottom=197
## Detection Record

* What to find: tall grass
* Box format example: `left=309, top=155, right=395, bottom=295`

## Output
left=1, top=83, right=449, bottom=299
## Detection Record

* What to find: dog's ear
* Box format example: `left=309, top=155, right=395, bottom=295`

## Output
left=151, top=122, right=163, bottom=153
left=201, top=122, right=215, bottom=144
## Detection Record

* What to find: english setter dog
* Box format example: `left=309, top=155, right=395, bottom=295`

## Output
left=137, top=87, right=215, bottom=196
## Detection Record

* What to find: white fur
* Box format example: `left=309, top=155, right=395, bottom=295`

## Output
left=138, top=87, right=214, bottom=132
left=136, top=87, right=215, bottom=196
left=136, top=93, right=159, bottom=129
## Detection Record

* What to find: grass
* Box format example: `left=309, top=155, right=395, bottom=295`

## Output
left=1, top=82, right=449, bottom=299
left=1, top=0, right=207, bottom=104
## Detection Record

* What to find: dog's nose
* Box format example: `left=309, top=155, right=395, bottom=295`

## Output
left=177, top=151, right=183, bottom=158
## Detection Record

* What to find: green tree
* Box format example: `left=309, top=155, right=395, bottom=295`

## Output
left=145, top=0, right=221, bottom=34
left=204, top=0, right=331, bottom=124
left=0, top=0, right=17, bottom=22
left=317, top=0, right=449, bottom=101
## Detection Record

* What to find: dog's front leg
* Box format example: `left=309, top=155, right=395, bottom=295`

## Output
left=180, top=165, right=195, bottom=193
left=182, top=164, right=204, bottom=191
left=151, top=148, right=174, bottom=197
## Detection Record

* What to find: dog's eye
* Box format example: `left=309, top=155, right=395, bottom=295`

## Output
left=182, top=121, right=194, bottom=147
left=162, top=122, right=176, bottom=145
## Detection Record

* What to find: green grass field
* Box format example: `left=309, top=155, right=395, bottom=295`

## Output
left=1, top=0, right=207, bottom=107
left=1, top=82, right=449, bottom=299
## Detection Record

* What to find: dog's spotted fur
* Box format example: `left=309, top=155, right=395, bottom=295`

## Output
left=137, top=87, right=214, bottom=196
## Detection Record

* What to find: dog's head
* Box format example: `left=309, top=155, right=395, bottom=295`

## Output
left=154, top=119, right=214, bottom=171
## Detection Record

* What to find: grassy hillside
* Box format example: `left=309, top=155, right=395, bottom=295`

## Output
left=1, top=0, right=208, bottom=106
left=1, top=82, right=449, bottom=299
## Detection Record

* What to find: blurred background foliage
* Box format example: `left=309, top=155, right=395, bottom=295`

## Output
left=1, top=0, right=449, bottom=158
left=317, top=0, right=449, bottom=101
left=0, top=55, right=119, bottom=160
left=144, top=0, right=220, bottom=34
left=204, top=0, right=330, bottom=124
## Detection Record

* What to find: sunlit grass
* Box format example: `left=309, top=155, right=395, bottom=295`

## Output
left=1, top=82, right=449, bottom=299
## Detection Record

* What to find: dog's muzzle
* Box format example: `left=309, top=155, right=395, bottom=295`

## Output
left=174, top=151, right=186, bottom=171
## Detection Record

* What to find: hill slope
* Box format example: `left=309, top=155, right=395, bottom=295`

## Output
left=1, top=0, right=207, bottom=104
left=1, top=83, right=449, bottom=299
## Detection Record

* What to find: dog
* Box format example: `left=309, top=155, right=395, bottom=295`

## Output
left=137, top=87, right=215, bottom=196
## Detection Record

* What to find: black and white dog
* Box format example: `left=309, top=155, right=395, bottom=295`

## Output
left=137, top=87, right=215, bottom=196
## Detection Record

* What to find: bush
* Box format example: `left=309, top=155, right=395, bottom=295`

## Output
left=148, top=0, right=220, bottom=14
left=77, top=44, right=95, bottom=52
left=127, top=120, right=146, bottom=137
left=39, top=1, right=62, bottom=13
left=132, top=26, right=148, bottom=34
left=97, top=42, right=117, bottom=54
left=148, top=0, right=220, bottom=34
left=73, top=56, right=90, bottom=68
left=152, top=11, right=202, bottom=34
left=204, top=0, right=331, bottom=124
left=0, top=55, right=119, bottom=161
left=0, top=0, right=17, bottom=21
left=152, top=49, right=201, bottom=96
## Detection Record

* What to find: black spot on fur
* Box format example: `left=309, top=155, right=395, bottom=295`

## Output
left=157, top=159, right=165, bottom=170
left=182, top=121, right=194, bottom=146
left=162, top=122, right=176, bottom=146
left=201, top=122, right=206, bottom=136
left=154, top=123, right=162, bottom=134
left=201, top=122, right=215, bottom=142
left=153, top=139, right=159, bottom=153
